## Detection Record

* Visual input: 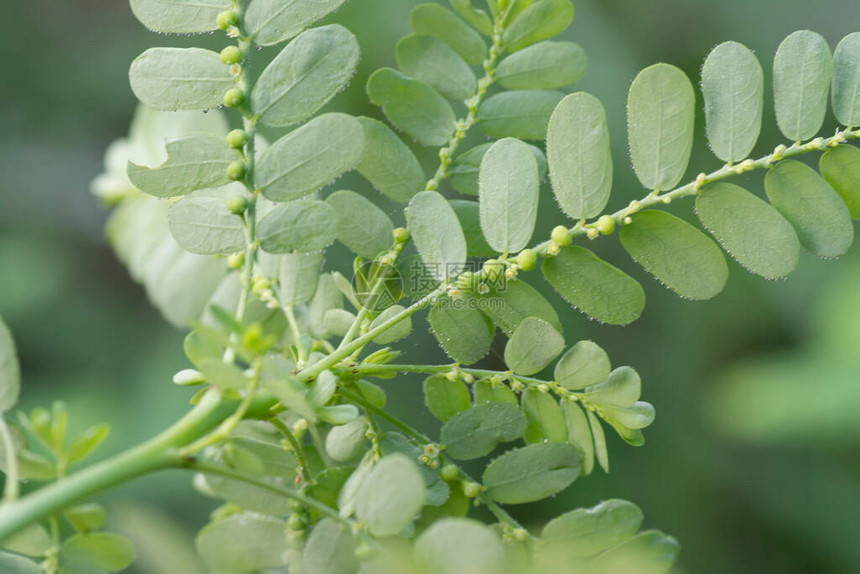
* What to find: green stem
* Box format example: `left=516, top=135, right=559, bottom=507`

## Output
left=268, top=417, right=310, bottom=482
left=0, top=417, right=20, bottom=502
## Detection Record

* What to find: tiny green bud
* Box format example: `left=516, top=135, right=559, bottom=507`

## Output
left=173, top=369, right=204, bottom=386
left=515, top=249, right=537, bottom=272
left=226, top=194, right=249, bottom=214
left=551, top=225, right=572, bottom=246
left=289, top=499, right=305, bottom=513
left=223, top=88, right=245, bottom=108
left=393, top=227, right=410, bottom=243
left=483, top=259, right=505, bottom=282
left=226, top=161, right=247, bottom=181
left=216, top=10, right=238, bottom=30
left=220, top=46, right=243, bottom=65
left=287, top=513, right=307, bottom=531
left=441, top=465, right=459, bottom=481
left=226, top=129, right=248, bottom=149
left=463, top=481, right=482, bottom=498
left=596, top=215, right=616, bottom=235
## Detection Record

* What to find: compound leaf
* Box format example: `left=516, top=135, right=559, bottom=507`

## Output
left=257, top=200, right=338, bottom=254
left=278, top=252, right=323, bottom=305
left=129, top=48, right=234, bottom=111
left=411, top=4, right=487, bottom=65
left=479, top=90, right=564, bottom=140
left=479, top=138, right=540, bottom=253
left=701, top=41, right=764, bottom=163
left=620, top=210, right=729, bottom=300
left=773, top=30, right=833, bottom=142
left=325, top=190, right=394, bottom=259
left=244, top=0, right=347, bottom=47
left=369, top=305, right=412, bottom=345
left=504, top=317, right=564, bottom=375
left=429, top=300, right=494, bottom=364
left=450, top=0, right=493, bottom=36
left=478, top=279, right=563, bottom=336
left=355, top=117, right=426, bottom=203
left=407, top=191, right=467, bottom=281
left=522, top=388, right=567, bottom=443
left=541, top=499, right=644, bottom=559
left=252, top=25, right=360, bottom=127
left=441, top=403, right=527, bottom=460
left=129, top=0, right=230, bottom=34
left=196, top=514, right=287, bottom=572
left=396, top=34, right=476, bottom=102
left=497, top=41, right=587, bottom=90
left=627, top=63, right=695, bottom=191
left=547, top=92, right=613, bottom=219
left=356, top=454, right=426, bottom=537
left=367, top=68, right=456, bottom=147
left=168, top=193, right=245, bottom=255
left=583, top=366, right=641, bottom=409
left=450, top=142, right=547, bottom=197
left=424, top=375, right=472, bottom=422
left=696, top=182, right=800, bottom=279
left=542, top=246, right=646, bottom=325
left=303, top=518, right=357, bottom=574
left=502, top=0, right=575, bottom=53
left=482, top=442, right=581, bottom=504
left=257, top=113, right=364, bottom=202
left=764, top=159, right=853, bottom=258
left=450, top=200, right=496, bottom=257
left=415, top=519, right=504, bottom=574
left=554, top=340, right=611, bottom=391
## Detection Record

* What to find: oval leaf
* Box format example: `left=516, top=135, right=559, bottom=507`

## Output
left=0, top=317, right=20, bottom=412
left=627, top=63, right=695, bottom=191
left=415, top=519, right=504, bottom=574
left=541, top=499, right=644, bottom=559
left=257, top=200, right=338, bottom=254
left=497, top=41, right=587, bottom=90
left=482, top=442, right=581, bottom=504
left=620, top=210, right=729, bottom=300
left=702, top=41, right=764, bottom=163
left=278, top=252, right=323, bottom=305
left=450, top=199, right=497, bottom=257
left=504, top=317, right=565, bottom=375
left=257, top=113, right=364, bottom=202
left=478, top=279, right=563, bottom=336
left=129, top=48, right=234, bottom=111
left=303, top=518, right=357, bottom=574
left=61, top=532, right=136, bottom=572
left=832, top=32, right=860, bottom=127
left=773, top=30, right=833, bottom=142
left=522, top=388, right=568, bottom=443
left=168, top=194, right=245, bottom=255
left=695, top=182, right=800, bottom=279
left=129, top=0, right=230, bottom=34
left=561, top=399, right=595, bottom=475
left=479, top=90, right=564, bottom=140
left=542, top=246, right=646, bottom=325
left=450, top=142, right=547, bottom=197
left=407, top=191, right=467, bottom=281
left=479, top=138, right=540, bottom=253
left=554, top=340, right=611, bottom=391
left=440, top=403, right=527, bottom=460
left=396, top=34, right=476, bottom=102
left=589, top=531, right=680, bottom=574
left=765, top=159, right=853, bottom=258
left=820, top=144, right=860, bottom=219
left=502, top=0, right=575, bottom=53
left=196, top=513, right=287, bottom=572
left=424, top=375, right=472, bottom=422
left=428, top=299, right=494, bottom=364
left=411, top=4, right=487, bottom=65
left=547, top=92, right=613, bottom=219
left=252, top=25, right=359, bottom=127
left=356, top=453, right=426, bottom=537
left=355, top=117, right=426, bottom=203
left=244, top=0, right=347, bottom=47
left=325, top=190, right=394, bottom=259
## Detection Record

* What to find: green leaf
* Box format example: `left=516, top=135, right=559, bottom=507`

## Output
left=129, top=48, right=234, bottom=111
left=497, top=41, right=587, bottom=90
left=832, top=33, right=860, bottom=127
left=278, top=252, right=323, bottom=305
left=620, top=210, right=729, bottom=300
left=0, top=552, right=42, bottom=574
left=64, top=504, right=107, bottom=533
left=309, top=274, right=343, bottom=338
left=411, top=4, right=487, bottom=65
left=522, top=388, right=567, bottom=443
left=774, top=30, right=833, bottom=141
left=303, top=518, right=357, bottom=574
left=168, top=193, right=245, bottom=255
left=560, top=399, right=594, bottom=475
left=589, top=531, right=680, bottom=574
left=588, top=409, right=609, bottom=472
left=325, top=416, right=368, bottom=462
left=479, top=90, right=564, bottom=140
left=764, top=159, right=854, bottom=258
left=440, top=403, right=527, bottom=460
left=129, top=0, right=230, bottom=34
left=483, top=442, right=581, bottom=503
left=355, top=117, right=426, bottom=203
left=3, top=523, right=52, bottom=557
left=61, top=532, right=136, bottom=573
left=325, top=190, right=394, bottom=259
left=478, top=279, right=563, bottom=336
left=257, top=200, right=337, bottom=254
left=504, top=317, right=564, bottom=375
left=695, top=182, right=800, bottom=279
left=820, top=144, right=860, bottom=219
left=67, top=424, right=110, bottom=464
left=244, top=0, right=347, bottom=47
left=196, top=514, right=287, bottom=573
left=701, top=41, right=764, bottom=163
left=542, top=246, right=646, bottom=325
left=198, top=356, right=246, bottom=390
left=127, top=133, right=239, bottom=198
left=356, top=453, right=426, bottom=537
left=583, top=366, right=640, bottom=408
left=257, top=113, right=364, bottom=202
left=423, top=375, right=472, bottom=422
left=0, top=317, right=20, bottom=412
left=396, top=34, right=476, bottom=102
left=502, top=0, right=575, bottom=53
left=324, top=309, right=356, bottom=337
left=450, top=0, right=493, bottom=36
left=252, top=25, right=359, bottom=127
left=370, top=305, right=412, bottom=345
left=541, top=499, right=644, bottom=558
left=414, top=519, right=504, bottom=574
left=450, top=200, right=496, bottom=257
left=627, top=63, right=695, bottom=191
left=602, top=402, right=655, bottom=431
left=407, top=191, right=467, bottom=281
left=474, top=380, right=519, bottom=406
left=429, top=301, right=494, bottom=365
left=450, top=142, right=547, bottom=197
left=367, top=68, right=456, bottom=147
left=479, top=138, right=540, bottom=253
left=547, top=92, right=613, bottom=219
left=554, top=340, right=611, bottom=390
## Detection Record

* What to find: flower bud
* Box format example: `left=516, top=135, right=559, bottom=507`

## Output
left=515, top=249, right=537, bottom=272
left=551, top=225, right=572, bottom=246
left=226, top=161, right=246, bottom=181
left=223, top=88, right=245, bottom=108
left=226, top=129, right=248, bottom=149
left=220, top=46, right=243, bottom=65
left=216, top=10, right=238, bottom=30
left=226, top=194, right=249, bottom=214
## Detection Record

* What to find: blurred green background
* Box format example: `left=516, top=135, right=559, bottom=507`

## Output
left=2, top=1, right=860, bottom=572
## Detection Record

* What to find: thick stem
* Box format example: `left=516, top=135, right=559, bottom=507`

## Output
left=0, top=418, right=19, bottom=502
